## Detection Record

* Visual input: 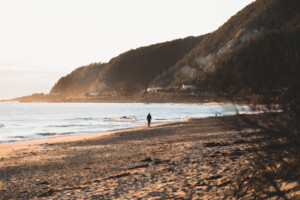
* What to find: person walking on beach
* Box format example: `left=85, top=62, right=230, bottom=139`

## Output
left=147, top=113, right=152, bottom=127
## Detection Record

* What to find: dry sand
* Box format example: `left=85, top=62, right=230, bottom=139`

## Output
left=0, top=114, right=298, bottom=199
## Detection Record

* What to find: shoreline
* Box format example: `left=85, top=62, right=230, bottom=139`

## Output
left=0, top=102, right=260, bottom=149
left=1, top=100, right=268, bottom=108
left=0, top=109, right=265, bottom=157
left=0, top=120, right=188, bottom=158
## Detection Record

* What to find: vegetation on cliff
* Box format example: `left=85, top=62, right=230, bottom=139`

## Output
left=152, top=0, right=300, bottom=89
left=50, top=36, right=202, bottom=96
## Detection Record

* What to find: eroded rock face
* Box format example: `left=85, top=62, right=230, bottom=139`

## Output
left=174, top=66, right=196, bottom=79
left=195, top=28, right=263, bottom=72
left=171, top=28, right=263, bottom=82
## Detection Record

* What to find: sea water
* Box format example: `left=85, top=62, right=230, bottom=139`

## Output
left=0, top=102, right=252, bottom=143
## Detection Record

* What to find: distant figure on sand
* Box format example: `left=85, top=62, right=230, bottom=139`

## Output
left=147, top=113, right=152, bottom=127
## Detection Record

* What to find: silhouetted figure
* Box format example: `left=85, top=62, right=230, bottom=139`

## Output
left=147, top=113, right=152, bottom=127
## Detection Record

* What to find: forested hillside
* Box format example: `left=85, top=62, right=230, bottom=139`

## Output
left=50, top=36, right=202, bottom=96
left=152, top=0, right=300, bottom=90
left=50, top=0, right=299, bottom=104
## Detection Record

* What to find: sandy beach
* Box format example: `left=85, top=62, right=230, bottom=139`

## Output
left=0, top=114, right=298, bottom=199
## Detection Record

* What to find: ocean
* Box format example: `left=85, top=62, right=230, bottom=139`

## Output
left=0, top=102, right=252, bottom=143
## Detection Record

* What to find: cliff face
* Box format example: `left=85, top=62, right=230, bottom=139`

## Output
left=50, top=36, right=202, bottom=96
left=151, top=0, right=300, bottom=88
left=103, top=36, right=203, bottom=89
left=50, top=0, right=300, bottom=101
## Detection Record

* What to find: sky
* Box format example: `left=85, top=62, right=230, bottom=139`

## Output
left=0, top=0, right=254, bottom=100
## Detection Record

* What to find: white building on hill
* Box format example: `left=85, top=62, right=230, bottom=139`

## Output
left=182, top=84, right=195, bottom=90
left=147, top=87, right=161, bottom=92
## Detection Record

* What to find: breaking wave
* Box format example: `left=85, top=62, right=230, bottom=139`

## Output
left=48, top=124, right=86, bottom=128
left=67, top=117, right=94, bottom=121
left=38, top=132, right=73, bottom=136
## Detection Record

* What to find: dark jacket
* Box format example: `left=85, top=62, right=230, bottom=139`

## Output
left=147, top=114, right=152, bottom=121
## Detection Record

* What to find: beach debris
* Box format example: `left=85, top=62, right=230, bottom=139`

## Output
left=104, top=172, right=131, bottom=180
left=84, top=167, right=92, bottom=170
left=232, top=139, right=249, bottom=144
left=166, top=167, right=175, bottom=172
left=229, top=148, right=244, bottom=156
left=37, top=181, right=50, bottom=185
left=206, top=175, right=222, bottom=180
left=153, top=158, right=163, bottom=165
left=195, top=181, right=208, bottom=187
left=204, top=142, right=221, bottom=147
left=37, top=189, right=54, bottom=197
left=141, top=157, right=152, bottom=162
left=210, top=152, right=221, bottom=158
left=128, top=164, right=149, bottom=170
left=203, top=142, right=230, bottom=147
left=216, top=180, right=232, bottom=187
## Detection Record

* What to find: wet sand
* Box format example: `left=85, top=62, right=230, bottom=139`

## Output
left=0, top=114, right=298, bottom=199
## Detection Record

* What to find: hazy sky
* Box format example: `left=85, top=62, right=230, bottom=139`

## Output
left=0, top=0, right=254, bottom=99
